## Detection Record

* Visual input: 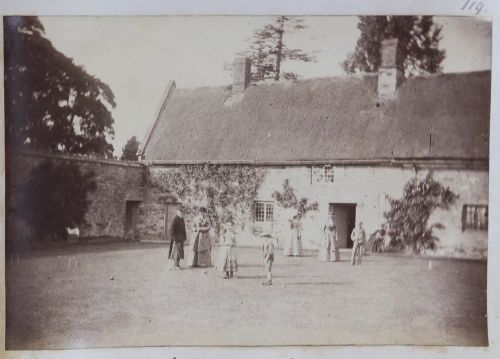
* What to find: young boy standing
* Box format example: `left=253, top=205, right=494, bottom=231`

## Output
left=261, top=232, right=276, bottom=286
left=351, top=221, right=366, bottom=265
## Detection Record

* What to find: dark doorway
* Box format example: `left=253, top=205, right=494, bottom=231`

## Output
left=125, top=201, right=140, bottom=240
left=329, top=203, right=357, bottom=248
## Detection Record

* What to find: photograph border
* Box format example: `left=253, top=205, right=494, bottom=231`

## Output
left=1, top=1, right=499, bottom=358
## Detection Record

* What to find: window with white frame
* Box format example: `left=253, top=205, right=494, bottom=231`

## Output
left=462, top=205, right=488, bottom=231
left=311, top=165, right=335, bottom=183
left=254, top=201, right=274, bottom=222
left=324, top=166, right=335, bottom=183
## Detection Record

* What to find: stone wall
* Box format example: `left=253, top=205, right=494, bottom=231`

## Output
left=6, top=151, right=147, bottom=241
left=8, top=151, right=488, bottom=259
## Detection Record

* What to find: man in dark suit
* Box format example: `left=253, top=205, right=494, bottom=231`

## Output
left=169, top=208, right=187, bottom=270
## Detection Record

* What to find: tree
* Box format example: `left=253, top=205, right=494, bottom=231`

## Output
left=17, top=160, right=97, bottom=240
left=272, top=179, right=318, bottom=218
left=384, top=172, right=458, bottom=254
left=239, top=16, right=315, bottom=81
left=4, top=16, right=116, bottom=157
left=342, top=16, right=446, bottom=76
left=121, top=136, right=140, bottom=161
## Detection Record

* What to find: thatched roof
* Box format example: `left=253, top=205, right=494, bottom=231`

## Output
left=139, top=71, right=490, bottom=163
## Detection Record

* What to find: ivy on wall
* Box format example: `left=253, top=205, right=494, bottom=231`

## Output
left=272, top=179, right=319, bottom=217
left=384, top=171, right=458, bottom=254
left=149, top=164, right=266, bottom=234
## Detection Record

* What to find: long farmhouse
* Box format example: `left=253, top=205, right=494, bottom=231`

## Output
left=136, top=39, right=490, bottom=258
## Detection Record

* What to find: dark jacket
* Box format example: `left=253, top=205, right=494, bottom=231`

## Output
left=168, top=215, right=187, bottom=258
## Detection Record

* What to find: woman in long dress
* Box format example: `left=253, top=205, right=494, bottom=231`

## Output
left=215, top=219, right=238, bottom=278
left=283, top=214, right=303, bottom=257
left=318, top=213, right=338, bottom=262
left=189, top=207, right=212, bottom=267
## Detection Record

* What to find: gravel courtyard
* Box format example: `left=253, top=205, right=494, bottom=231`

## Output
left=6, top=242, right=488, bottom=349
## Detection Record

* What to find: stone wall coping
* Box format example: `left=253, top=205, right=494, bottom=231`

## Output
left=7, top=150, right=146, bottom=169
left=144, top=157, right=489, bottom=170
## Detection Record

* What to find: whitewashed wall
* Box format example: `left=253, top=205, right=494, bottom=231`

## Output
left=253, top=165, right=488, bottom=259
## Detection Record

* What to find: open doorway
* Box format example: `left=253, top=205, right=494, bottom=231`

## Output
left=125, top=201, right=141, bottom=240
left=329, top=203, right=357, bottom=248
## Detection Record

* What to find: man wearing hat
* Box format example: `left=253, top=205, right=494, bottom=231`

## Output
left=261, top=231, right=277, bottom=285
left=169, top=207, right=187, bottom=270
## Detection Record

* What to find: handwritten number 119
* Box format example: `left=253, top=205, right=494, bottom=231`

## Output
left=461, top=0, right=486, bottom=15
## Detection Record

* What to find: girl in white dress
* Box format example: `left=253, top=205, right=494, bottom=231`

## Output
left=215, top=219, right=238, bottom=279
left=283, top=214, right=303, bottom=257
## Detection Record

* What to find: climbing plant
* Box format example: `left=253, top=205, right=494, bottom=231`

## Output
left=150, top=165, right=266, bottom=235
left=272, top=179, right=319, bottom=217
left=384, top=171, right=458, bottom=254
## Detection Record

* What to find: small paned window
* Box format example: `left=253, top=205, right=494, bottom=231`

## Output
left=462, top=205, right=488, bottom=231
left=255, top=201, right=274, bottom=222
left=324, top=166, right=335, bottom=183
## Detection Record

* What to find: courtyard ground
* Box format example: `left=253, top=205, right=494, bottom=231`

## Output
left=6, top=241, right=487, bottom=349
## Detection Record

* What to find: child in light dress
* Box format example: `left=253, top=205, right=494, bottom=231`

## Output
left=215, top=219, right=238, bottom=279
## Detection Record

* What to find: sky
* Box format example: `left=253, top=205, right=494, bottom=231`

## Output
left=39, top=16, right=492, bottom=157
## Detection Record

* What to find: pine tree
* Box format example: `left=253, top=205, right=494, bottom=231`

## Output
left=239, top=16, right=315, bottom=81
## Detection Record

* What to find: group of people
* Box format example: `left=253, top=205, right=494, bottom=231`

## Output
left=168, top=206, right=275, bottom=284
left=285, top=211, right=370, bottom=266
left=167, top=206, right=374, bottom=287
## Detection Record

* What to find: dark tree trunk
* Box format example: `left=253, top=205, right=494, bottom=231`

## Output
left=274, top=17, right=285, bottom=81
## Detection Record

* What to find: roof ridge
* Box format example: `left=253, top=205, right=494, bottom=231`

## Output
left=137, top=80, right=176, bottom=156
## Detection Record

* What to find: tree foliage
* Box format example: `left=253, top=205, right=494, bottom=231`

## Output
left=151, top=165, right=266, bottom=235
left=342, top=16, right=446, bottom=76
left=121, top=136, right=140, bottom=161
left=384, top=172, right=458, bottom=254
left=272, top=179, right=319, bottom=218
left=239, top=16, right=315, bottom=81
left=4, top=16, right=116, bottom=157
left=16, top=160, right=97, bottom=240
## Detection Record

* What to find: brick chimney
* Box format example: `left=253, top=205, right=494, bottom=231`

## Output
left=378, top=38, right=403, bottom=99
left=232, top=57, right=251, bottom=94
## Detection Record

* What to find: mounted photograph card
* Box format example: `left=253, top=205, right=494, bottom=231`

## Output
left=2, top=12, right=493, bottom=353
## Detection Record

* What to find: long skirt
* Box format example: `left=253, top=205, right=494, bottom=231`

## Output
left=215, top=245, right=238, bottom=272
left=193, top=249, right=212, bottom=267
left=189, top=233, right=212, bottom=267
left=283, top=233, right=303, bottom=256
left=318, top=245, right=331, bottom=262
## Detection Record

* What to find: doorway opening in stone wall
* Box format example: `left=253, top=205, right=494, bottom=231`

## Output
left=329, top=203, right=357, bottom=248
left=125, top=201, right=141, bottom=240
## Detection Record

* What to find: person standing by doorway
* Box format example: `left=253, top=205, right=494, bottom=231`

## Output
left=189, top=207, right=212, bottom=267
left=351, top=221, right=366, bottom=265
left=168, top=208, right=187, bottom=270
left=319, top=212, right=338, bottom=262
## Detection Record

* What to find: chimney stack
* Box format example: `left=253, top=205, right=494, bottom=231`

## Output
left=378, top=38, right=403, bottom=99
left=232, top=57, right=251, bottom=94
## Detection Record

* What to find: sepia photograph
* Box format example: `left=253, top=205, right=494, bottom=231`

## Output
left=4, top=14, right=491, bottom=350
